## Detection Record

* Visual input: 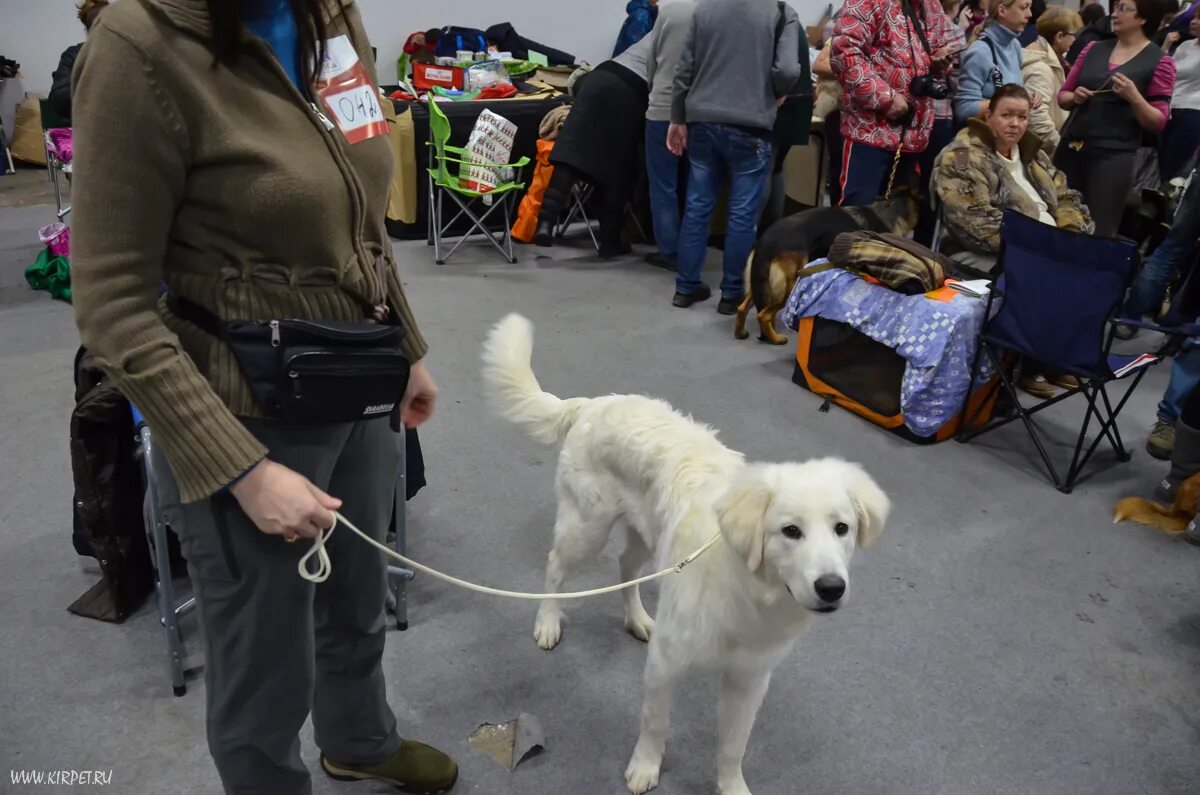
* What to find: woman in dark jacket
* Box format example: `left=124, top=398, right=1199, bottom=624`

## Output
left=533, top=35, right=653, bottom=257
left=48, top=0, right=108, bottom=121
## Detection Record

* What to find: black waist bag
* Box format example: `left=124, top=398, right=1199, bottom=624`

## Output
left=169, top=296, right=410, bottom=423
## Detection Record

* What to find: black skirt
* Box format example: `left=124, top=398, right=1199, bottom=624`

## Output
left=550, top=62, right=649, bottom=195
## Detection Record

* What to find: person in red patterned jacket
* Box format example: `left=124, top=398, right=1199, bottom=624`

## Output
left=832, top=0, right=958, bottom=205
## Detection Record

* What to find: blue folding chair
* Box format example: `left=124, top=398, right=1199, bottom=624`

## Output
left=957, top=211, right=1199, bottom=493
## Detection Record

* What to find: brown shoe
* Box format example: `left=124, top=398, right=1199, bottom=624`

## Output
left=1018, top=374, right=1057, bottom=398
left=1047, top=373, right=1079, bottom=390
left=321, top=739, right=458, bottom=794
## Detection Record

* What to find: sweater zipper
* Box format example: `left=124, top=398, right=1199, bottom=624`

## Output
left=247, top=36, right=381, bottom=306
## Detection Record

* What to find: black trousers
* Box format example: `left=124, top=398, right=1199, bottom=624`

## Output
left=1054, top=146, right=1136, bottom=239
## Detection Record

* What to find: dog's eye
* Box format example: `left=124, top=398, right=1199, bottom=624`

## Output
left=835, top=522, right=850, bottom=537
left=781, top=524, right=803, bottom=540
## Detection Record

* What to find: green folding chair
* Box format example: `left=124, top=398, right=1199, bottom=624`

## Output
left=425, top=100, right=528, bottom=264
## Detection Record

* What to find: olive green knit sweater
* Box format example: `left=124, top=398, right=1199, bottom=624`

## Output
left=70, top=0, right=426, bottom=503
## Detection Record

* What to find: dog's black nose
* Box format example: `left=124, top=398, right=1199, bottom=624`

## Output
left=814, top=575, right=846, bottom=604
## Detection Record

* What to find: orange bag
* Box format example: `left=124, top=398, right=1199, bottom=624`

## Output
left=511, top=139, right=555, bottom=244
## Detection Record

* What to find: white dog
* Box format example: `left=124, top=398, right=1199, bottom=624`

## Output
left=481, top=314, right=890, bottom=795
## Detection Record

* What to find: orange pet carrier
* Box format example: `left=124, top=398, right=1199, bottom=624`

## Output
left=791, top=316, right=1001, bottom=444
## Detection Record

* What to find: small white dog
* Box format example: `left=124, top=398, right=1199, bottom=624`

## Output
left=481, top=314, right=890, bottom=795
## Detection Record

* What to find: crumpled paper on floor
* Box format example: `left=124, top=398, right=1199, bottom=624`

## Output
left=468, top=712, right=545, bottom=770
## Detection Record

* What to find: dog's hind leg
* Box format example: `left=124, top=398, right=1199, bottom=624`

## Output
left=733, top=293, right=754, bottom=340
left=534, top=502, right=613, bottom=651
left=625, top=638, right=684, bottom=794
left=618, top=525, right=655, bottom=643
left=756, top=307, right=787, bottom=346
left=715, top=668, right=772, bottom=795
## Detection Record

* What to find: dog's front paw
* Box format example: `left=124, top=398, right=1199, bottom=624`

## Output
left=624, top=755, right=662, bottom=794
left=624, top=613, right=655, bottom=643
left=533, top=610, right=563, bottom=651
left=717, top=777, right=753, bottom=795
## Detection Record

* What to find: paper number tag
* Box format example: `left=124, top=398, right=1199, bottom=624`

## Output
left=326, top=85, right=384, bottom=134
left=315, top=35, right=388, bottom=144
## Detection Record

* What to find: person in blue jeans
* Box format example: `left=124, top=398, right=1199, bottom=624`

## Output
left=1121, top=166, right=1200, bottom=327
left=671, top=125, right=773, bottom=309
left=1148, top=341, right=1200, bottom=460
left=667, top=0, right=803, bottom=312
left=643, top=0, right=697, bottom=269
left=644, top=121, right=686, bottom=268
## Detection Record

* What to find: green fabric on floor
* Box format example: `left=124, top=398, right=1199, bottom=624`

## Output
left=25, top=248, right=71, bottom=302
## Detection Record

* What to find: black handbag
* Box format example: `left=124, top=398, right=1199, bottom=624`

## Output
left=168, top=296, right=410, bottom=423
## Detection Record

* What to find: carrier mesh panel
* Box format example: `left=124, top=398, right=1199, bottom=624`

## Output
left=807, top=318, right=906, bottom=418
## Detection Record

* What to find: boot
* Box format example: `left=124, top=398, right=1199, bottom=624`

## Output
left=534, top=186, right=568, bottom=248
left=597, top=195, right=632, bottom=259
left=1154, top=418, right=1200, bottom=503
left=321, top=739, right=458, bottom=794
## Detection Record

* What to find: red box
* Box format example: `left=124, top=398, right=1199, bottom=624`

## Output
left=413, top=63, right=464, bottom=91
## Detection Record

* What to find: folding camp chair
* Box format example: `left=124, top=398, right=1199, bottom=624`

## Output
left=138, top=406, right=414, bottom=695
left=39, top=99, right=71, bottom=220
left=554, top=182, right=649, bottom=251
left=555, top=182, right=599, bottom=249
left=425, top=100, right=528, bottom=264
left=135, top=406, right=197, bottom=697
left=957, top=210, right=1198, bottom=493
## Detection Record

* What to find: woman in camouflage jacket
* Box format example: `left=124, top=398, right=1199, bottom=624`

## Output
left=931, top=83, right=1092, bottom=266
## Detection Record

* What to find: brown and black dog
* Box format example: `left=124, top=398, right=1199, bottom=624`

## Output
left=734, top=190, right=920, bottom=345
left=1113, top=474, right=1200, bottom=535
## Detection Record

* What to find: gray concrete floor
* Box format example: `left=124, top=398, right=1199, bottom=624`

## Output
left=1, top=178, right=1198, bottom=795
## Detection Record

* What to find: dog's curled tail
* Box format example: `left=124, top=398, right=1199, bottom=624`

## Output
left=1112, top=496, right=1191, bottom=534
left=482, top=314, right=588, bottom=445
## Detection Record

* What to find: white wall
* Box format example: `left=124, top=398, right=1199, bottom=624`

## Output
left=0, top=0, right=838, bottom=140
left=0, top=0, right=88, bottom=137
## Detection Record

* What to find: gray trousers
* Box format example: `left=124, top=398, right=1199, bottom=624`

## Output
left=158, top=418, right=402, bottom=794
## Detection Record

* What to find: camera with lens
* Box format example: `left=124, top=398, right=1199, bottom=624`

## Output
left=909, top=74, right=950, bottom=100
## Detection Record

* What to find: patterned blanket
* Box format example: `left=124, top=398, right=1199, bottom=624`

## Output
left=782, top=261, right=995, bottom=437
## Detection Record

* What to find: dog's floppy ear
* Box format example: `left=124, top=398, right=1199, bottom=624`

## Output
left=843, top=463, right=890, bottom=549
left=716, top=476, right=774, bottom=572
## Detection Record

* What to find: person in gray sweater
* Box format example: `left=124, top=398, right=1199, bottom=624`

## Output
left=644, top=0, right=697, bottom=270
left=667, top=0, right=803, bottom=312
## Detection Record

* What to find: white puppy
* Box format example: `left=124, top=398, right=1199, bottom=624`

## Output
left=481, top=314, right=890, bottom=795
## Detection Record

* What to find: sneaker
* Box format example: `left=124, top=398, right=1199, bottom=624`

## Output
left=672, top=284, right=712, bottom=308
left=1147, top=419, right=1176, bottom=460
left=1185, top=516, right=1200, bottom=546
left=717, top=295, right=744, bottom=316
left=321, top=740, right=458, bottom=794
left=1018, top=374, right=1057, bottom=399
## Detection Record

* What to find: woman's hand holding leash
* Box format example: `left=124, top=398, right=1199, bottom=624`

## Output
left=231, top=459, right=342, bottom=543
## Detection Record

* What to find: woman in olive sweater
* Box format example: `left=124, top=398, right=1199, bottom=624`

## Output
left=70, top=1, right=454, bottom=793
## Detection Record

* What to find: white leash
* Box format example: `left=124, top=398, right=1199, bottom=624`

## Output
left=297, top=511, right=722, bottom=599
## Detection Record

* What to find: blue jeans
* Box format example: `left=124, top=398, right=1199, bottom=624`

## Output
left=645, top=121, right=684, bottom=262
left=1124, top=171, right=1200, bottom=319
left=1159, top=336, right=1200, bottom=422
left=676, top=123, right=772, bottom=298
